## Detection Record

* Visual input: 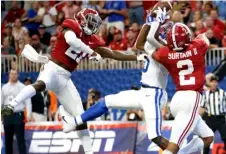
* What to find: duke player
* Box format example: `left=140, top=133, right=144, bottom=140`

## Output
left=59, top=5, right=174, bottom=150
left=2, top=8, right=147, bottom=154
left=151, top=23, right=214, bottom=154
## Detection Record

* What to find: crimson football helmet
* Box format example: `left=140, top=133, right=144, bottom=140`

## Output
left=75, top=8, right=102, bottom=35
left=166, top=23, right=192, bottom=51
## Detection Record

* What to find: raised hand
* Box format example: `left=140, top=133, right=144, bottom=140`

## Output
left=154, top=7, right=170, bottom=24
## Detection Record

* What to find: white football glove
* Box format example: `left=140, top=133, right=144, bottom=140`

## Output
left=146, top=12, right=154, bottom=26
left=89, top=52, right=102, bottom=62
left=154, top=7, right=169, bottom=24
left=137, top=54, right=148, bottom=62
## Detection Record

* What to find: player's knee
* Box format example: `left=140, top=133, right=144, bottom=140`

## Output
left=32, top=80, right=46, bottom=92
left=202, top=136, right=213, bottom=147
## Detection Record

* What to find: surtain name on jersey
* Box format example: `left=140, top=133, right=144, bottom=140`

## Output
left=168, top=48, right=198, bottom=60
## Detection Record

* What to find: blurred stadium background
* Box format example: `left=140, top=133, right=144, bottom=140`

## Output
left=1, top=1, right=226, bottom=154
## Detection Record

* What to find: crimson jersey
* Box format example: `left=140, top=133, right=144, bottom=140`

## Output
left=153, top=38, right=208, bottom=93
left=51, top=19, right=105, bottom=71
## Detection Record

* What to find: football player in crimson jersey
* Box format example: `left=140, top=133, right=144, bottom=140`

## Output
left=2, top=8, right=146, bottom=154
left=151, top=23, right=214, bottom=154
left=58, top=4, right=173, bottom=151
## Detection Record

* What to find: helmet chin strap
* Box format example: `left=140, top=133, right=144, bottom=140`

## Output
left=173, top=47, right=183, bottom=51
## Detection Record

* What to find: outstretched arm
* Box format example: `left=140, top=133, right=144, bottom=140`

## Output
left=146, top=21, right=163, bottom=48
left=95, top=47, right=137, bottom=61
left=134, top=15, right=165, bottom=51
left=64, top=30, right=94, bottom=55
left=134, top=24, right=150, bottom=51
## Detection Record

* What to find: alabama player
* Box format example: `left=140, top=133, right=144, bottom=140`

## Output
left=58, top=4, right=176, bottom=150
left=2, top=8, right=146, bottom=154
left=151, top=23, right=214, bottom=154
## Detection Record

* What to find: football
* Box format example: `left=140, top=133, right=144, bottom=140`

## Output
left=151, top=1, right=172, bottom=16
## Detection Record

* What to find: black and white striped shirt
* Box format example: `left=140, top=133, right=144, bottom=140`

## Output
left=201, top=88, right=226, bottom=116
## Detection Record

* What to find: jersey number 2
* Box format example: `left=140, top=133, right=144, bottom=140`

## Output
left=177, top=59, right=195, bottom=86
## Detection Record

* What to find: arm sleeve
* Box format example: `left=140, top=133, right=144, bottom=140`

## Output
left=25, top=98, right=32, bottom=119
left=20, top=83, right=32, bottom=119
left=146, top=21, right=163, bottom=49
left=64, top=30, right=94, bottom=55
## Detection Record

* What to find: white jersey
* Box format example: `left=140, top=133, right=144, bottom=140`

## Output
left=103, top=20, right=173, bottom=142
left=140, top=45, right=168, bottom=89
left=140, top=20, right=173, bottom=89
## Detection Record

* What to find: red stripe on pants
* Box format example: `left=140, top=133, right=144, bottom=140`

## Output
left=177, top=92, right=200, bottom=146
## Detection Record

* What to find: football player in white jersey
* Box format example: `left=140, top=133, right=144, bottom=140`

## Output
left=59, top=3, right=173, bottom=150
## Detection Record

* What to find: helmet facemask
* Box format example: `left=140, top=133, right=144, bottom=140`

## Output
left=82, top=13, right=102, bottom=35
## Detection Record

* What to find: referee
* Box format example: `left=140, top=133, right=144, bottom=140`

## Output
left=200, top=75, right=226, bottom=154
left=1, top=69, right=32, bottom=154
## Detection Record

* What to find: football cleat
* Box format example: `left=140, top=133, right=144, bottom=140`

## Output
left=59, top=105, right=76, bottom=133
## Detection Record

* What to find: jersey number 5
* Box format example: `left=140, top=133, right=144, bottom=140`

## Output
left=177, top=59, right=195, bottom=86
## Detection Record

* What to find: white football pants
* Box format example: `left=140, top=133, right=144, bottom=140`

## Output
left=105, top=87, right=168, bottom=140
left=37, top=61, right=84, bottom=116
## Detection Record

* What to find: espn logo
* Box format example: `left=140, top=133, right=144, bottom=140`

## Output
left=29, top=131, right=116, bottom=153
